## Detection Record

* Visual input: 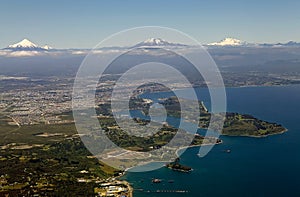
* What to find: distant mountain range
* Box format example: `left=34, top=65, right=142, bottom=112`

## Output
left=206, top=37, right=300, bottom=47
left=1, top=38, right=300, bottom=57
left=4, top=37, right=300, bottom=50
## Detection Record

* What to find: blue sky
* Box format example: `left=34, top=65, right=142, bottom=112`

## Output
left=0, top=0, right=299, bottom=48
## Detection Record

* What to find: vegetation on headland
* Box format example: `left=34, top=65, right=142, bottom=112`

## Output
left=154, top=96, right=287, bottom=137
left=222, top=112, right=287, bottom=137
left=97, top=116, right=219, bottom=152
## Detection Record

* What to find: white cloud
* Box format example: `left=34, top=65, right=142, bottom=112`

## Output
left=7, top=50, right=42, bottom=57
left=0, top=49, right=45, bottom=57
left=0, top=50, right=8, bottom=56
left=71, top=50, right=88, bottom=55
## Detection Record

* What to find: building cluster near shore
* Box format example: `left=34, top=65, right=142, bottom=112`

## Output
left=94, top=179, right=132, bottom=197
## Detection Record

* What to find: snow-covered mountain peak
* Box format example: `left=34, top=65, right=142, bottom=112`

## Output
left=143, top=38, right=168, bottom=45
left=5, top=38, right=54, bottom=51
left=134, top=38, right=186, bottom=48
left=8, top=39, right=38, bottom=49
left=208, top=37, right=245, bottom=46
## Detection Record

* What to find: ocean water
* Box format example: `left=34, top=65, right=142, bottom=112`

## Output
left=121, top=85, right=300, bottom=197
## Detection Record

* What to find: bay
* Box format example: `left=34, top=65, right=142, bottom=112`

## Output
left=122, top=85, right=300, bottom=197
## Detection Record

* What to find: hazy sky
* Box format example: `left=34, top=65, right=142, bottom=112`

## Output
left=1, top=0, right=299, bottom=48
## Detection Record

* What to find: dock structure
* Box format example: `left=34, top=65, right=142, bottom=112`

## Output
left=137, top=189, right=189, bottom=193
left=201, top=101, right=208, bottom=113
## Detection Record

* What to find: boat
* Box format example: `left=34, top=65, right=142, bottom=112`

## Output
left=152, top=178, right=162, bottom=183
left=221, top=149, right=231, bottom=153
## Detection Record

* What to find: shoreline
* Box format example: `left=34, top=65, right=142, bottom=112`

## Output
left=175, top=140, right=223, bottom=156
left=221, top=128, right=288, bottom=138
left=118, top=140, right=223, bottom=196
left=141, top=84, right=300, bottom=97
left=118, top=127, right=287, bottom=173
left=122, top=139, right=223, bottom=172
left=113, top=173, right=133, bottom=197
left=114, top=128, right=288, bottom=196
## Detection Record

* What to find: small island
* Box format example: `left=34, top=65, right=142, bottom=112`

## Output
left=165, top=158, right=192, bottom=173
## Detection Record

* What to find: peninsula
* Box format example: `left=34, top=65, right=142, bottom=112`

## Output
left=154, top=96, right=287, bottom=137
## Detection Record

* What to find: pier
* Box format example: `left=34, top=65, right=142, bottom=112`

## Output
left=136, top=189, right=189, bottom=193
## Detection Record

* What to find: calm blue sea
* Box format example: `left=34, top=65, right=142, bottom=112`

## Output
left=121, top=85, right=300, bottom=197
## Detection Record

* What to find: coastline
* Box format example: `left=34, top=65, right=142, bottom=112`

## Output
left=120, top=126, right=287, bottom=173
left=175, top=140, right=223, bottom=156
left=115, top=84, right=290, bottom=196
left=113, top=173, right=133, bottom=197
left=110, top=127, right=287, bottom=197
left=221, top=128, right=288, bottom=138
left=106, top=84, right=299, bottom=196
left=122, top=139, right=223, bottom=172
left=123, top=180, right=133, bottom=197
left=141, top=84, right=300, bottom=98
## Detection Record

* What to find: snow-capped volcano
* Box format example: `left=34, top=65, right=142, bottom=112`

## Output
left=133, top=38, right=186, bottom=48
left=8, top=39, right=38, bottom=49
left=143, top=38, right=170, bottom=45
left=6, top=39, right=52, bottom=51
left=207, top=38, right=246, bottom=46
